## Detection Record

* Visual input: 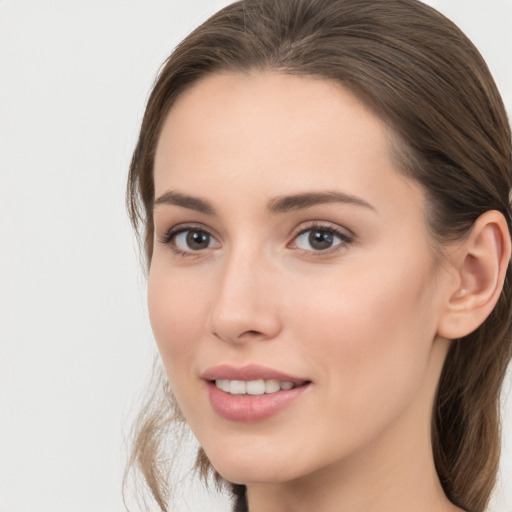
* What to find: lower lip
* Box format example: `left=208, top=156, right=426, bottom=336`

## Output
left=206, top=381, right=310, bottom=422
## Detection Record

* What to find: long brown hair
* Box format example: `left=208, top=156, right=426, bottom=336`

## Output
left=125, top=1, right=512, bottom=511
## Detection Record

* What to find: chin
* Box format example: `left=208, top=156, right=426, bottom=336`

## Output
left=215, top=463, right=298, bottom=487
left=202, top=440, right=324, bottom=487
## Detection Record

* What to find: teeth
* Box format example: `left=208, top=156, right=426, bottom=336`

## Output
left=246, top=379, right=266, bottom=395
left=265, top=379, right=280, bottom=393
left=230, top=380, right=246, bottom=395
left=216, top=379, right=230, bottom=392
left=215, top=379, right=299, bottom=395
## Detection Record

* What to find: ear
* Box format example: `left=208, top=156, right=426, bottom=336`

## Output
left=437, top=210, right=511, bottom=340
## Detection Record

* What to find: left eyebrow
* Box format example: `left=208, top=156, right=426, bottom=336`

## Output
left=267, top=191, right=376, bottom=214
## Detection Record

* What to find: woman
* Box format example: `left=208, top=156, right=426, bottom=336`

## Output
left=125, top=0, right=512, bottom=511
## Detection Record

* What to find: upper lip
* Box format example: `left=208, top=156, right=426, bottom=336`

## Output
left=201, top=364, right=309, bottom=384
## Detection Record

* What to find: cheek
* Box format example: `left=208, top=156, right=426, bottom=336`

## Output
left=147, top=262, right=208, bottom=381
left=290, top=255, right=438, bottom=420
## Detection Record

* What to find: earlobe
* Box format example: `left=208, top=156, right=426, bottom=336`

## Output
left=437, top=210, right=511, bottom=340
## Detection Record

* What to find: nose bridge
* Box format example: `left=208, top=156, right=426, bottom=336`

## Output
left=208, top=241, right=281, bottom=343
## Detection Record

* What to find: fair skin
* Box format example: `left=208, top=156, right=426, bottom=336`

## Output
left=148, top=72, right=509, bottom=512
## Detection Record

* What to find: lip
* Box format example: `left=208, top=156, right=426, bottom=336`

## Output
left=201, top=363, right=307, bottom=383
left=202, top=364, right=311, bottom=423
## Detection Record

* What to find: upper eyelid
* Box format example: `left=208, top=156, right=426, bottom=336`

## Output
left=160, top=222, right=218, bottom=238
left=290, top=220, right=354, bottom=238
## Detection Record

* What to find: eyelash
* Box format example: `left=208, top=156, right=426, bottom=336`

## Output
left=157, top=223, right=214, bottom=257
left=158, top=222, right=354, bottom=257
left=290, top=222, right=354, bottom=255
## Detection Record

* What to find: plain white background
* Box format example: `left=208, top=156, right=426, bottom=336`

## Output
left=0, top=1, right=511, bottom=511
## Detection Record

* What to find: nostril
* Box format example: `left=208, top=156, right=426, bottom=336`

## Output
left=237, top=329, right=267, bottom=341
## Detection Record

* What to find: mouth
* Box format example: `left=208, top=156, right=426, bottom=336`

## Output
left=202, top=364, right=312, bottom=422
left=211, top=378, right=307, bottom=396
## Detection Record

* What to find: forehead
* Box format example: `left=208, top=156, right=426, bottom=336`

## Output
left=155, top=71, right=389, bottom=158
left=153, top=71, right=419, bottom=212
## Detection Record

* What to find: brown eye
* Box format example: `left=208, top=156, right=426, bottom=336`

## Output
left=308, top=230, right=335, bottom=250
left=172, top=229, right=219, bottom=252
left=294, top=226, right=351, bottom=252
left=186, top=230, right=210, bottom=250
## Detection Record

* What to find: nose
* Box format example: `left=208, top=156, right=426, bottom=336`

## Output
left=207, top=249, right=282, bottom=344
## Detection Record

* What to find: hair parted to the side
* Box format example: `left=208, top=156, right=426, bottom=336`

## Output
left=125, top=1, right=512, bottom=511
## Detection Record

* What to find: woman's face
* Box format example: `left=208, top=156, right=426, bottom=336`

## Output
left=149, top=72, right=454, bottom=486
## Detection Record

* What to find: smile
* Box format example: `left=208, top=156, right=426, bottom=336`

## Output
left=202, top=365, right=311, bottom=422
left=214, top=379, right=300, bottom=395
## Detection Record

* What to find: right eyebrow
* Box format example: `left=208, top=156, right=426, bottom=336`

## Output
left=154, top=190, right=216, bottom=215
